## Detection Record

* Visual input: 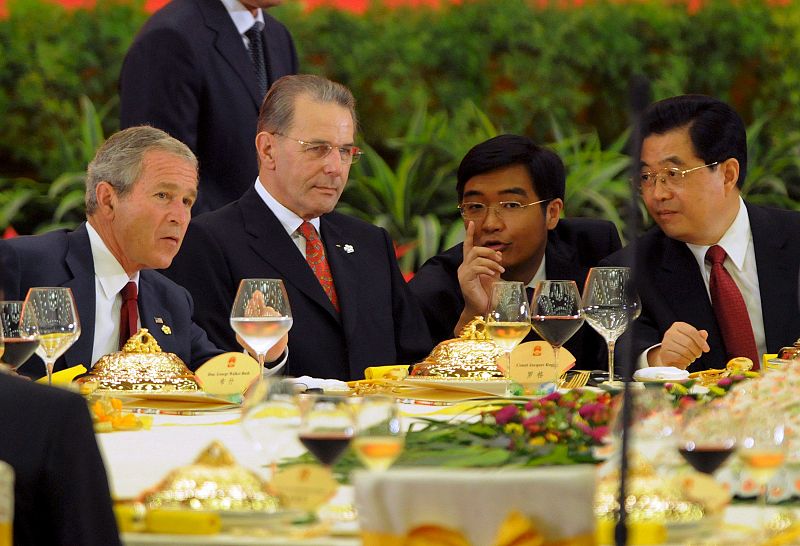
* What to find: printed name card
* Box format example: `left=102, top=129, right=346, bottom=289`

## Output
left=508, top=341, right=575, bottom=387
left=195, top=352, right=260, bottom=395
left=270, top=464, right=339, bottom=511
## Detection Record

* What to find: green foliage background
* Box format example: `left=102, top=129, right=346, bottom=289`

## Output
left=2, top=0, right=800, bottom=269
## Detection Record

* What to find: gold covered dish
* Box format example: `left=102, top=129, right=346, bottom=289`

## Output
left=778, top=338, right=800, bottom=360
left=78, top=329, right=200, bottom=392
left=143, top=441, right=280, bottom=513
left=410, top=317, right=505, bottom=379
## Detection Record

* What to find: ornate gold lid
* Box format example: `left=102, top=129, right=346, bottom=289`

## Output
left=142, top=441, right=279, bottom=512
left=778, top=338, right=800, bottom=360
left=77, top=329, right=199, bottom=392
left=410, top=317, right=505, bottom=379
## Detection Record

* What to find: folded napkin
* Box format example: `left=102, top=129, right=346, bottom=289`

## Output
left=35, top=364, right=87, bottom=385
left=633, top=366, right=689, bottom=382
left=288, top=376, right=349, bottom=392
left=355, top=467, right=596, bottom=546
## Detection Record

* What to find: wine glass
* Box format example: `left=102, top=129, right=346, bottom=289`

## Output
left=0, top=301, right=40, bottom=372
left=530, top=280, right=584, bottom=375
left=297, top=394, right=355, bottom=469
left=738, top=411, right=786, bottom=527
left=677, top=403, right=737, bottom=475
left=352, top=395, right=404, bottom=471
left=23, top=287, right=81, bottom=385
left=610, top=389, right=679, bottom=471
left=581, top=267, right=641, bottom=387
left=485, top=281, right=531, bottom=378
left=230, top=279, right=293, bottom=375
left=241, top=376, right=302, bottom=478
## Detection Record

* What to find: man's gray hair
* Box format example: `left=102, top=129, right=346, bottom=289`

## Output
left=85, top=126, right=197, bottom=215
left=257, top=74, right=358, bottom=135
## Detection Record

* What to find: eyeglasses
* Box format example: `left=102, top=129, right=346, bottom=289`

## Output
left=637, top=161, right=720, bottom=193
left=273, top=132, right=363, bottom=164
left=457, top=198, right=552, bottom=221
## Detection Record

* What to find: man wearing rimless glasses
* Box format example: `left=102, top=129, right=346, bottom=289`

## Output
left=410, top=135, right=622, bottom=369
left=603, top=94, right=800, bottom=371
left=165, top=74, right=431, bottom=381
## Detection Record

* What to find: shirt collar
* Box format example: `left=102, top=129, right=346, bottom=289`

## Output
left=86, top=222, right=139, bottom=299
left=254, top=178, right=321, bottom=237
left=525, top=255, right=547, bottom=291
left=686, top=196, right=751, bottom=271
left=219, top=0, right=265, bottom=36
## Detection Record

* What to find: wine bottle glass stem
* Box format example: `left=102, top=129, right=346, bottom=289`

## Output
left=606, top=339, right=616, bottom=383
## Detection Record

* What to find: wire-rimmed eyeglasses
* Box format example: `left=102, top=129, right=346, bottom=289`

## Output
left=457, top=198, right=552, bottom=221
left=273, top=132, right=363, bottom=164
left=637, top=161, right=720, bottom=193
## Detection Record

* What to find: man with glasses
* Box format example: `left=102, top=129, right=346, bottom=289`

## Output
left=603, top=94, right=800, bottom=371
left=410, top=135, right=621, bottom=369
left=165, top=74, right=431, bottom=381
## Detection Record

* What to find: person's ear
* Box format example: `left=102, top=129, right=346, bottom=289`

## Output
left=95, top=181, right=117, bottom=218
left=256, top=131, right=276, bottom=170
left=720, top=157, right=740, bottom=193
left=545, top=198, right=563, bottom=230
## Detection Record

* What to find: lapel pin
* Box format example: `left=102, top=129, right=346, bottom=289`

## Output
left=343, top=244, right=354, bottom=254
left=154, top=317, right=164, bottom=324
left=161, top=325, right=172, bottom=335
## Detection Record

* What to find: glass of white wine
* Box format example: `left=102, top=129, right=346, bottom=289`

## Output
left=230, top=279, right=293, bottom=375
left=352, top=395, right=404, bottom=471
left=485, top=281, right=531, bottom=379
left=738, top=410, right=786, bottom=529
left=22, top=287, right=81, bottom=385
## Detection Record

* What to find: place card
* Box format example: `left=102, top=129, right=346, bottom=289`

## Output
left=507, top=341, right=575, bottom=388
left=270, top=464, right=338, bottom=511
left=195, top=352, right=260, bottom=395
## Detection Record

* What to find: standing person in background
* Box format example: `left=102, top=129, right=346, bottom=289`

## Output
left=120, top=0, right=298, bottom=214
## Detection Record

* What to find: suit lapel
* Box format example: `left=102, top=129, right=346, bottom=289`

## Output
left=239, top=189, right=340, bottom=320
left=321, top=216, right=359, bottom=323
left=197, top=0, right=262, bottom=109
left=62, top=224, right=97, bottom=369
left=747, top=203, right=797, bottom=351
left=138, top=272, right=179, bottom=354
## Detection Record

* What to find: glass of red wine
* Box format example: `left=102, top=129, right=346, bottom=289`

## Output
left=0, top=301, right=40, bottom=373
left=297, top=394, right=355, bottom=470
left=676, top=403, right=737, bottom=475
left=530, top=280, right=584, bottom=374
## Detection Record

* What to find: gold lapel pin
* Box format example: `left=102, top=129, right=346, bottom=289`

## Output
left=161, top=325, right=172, bottom=335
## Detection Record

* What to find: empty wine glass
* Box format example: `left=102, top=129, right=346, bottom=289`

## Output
left=23, top=287, right=81, bottom=385
left=610, top=389, right=678, bottom=471
left=297, top=394, right=355, bottom=470
left=485, top=281, right=531, bottom=378
left=581, top=267, right=641, bottom=387
left=0, top=301, right=40, bottom=372
left=530, top=280, right=584, bottom=376
left=677, top=403, right=737, bottom=476
left=230, top=279, right=293, bottom=375
left=352, top=395, right=404, bottom=471
left=738, top=411, right=786, bottom=528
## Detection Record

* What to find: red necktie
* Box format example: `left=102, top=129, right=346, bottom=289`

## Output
left=298, top=222, right=339, bottom=312
left=705, top=245, right=759, bottom=369
left=119, top=281, right=139, bottom=349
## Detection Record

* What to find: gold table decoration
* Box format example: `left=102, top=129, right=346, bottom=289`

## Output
left=77, top=329, right=200, bottom=392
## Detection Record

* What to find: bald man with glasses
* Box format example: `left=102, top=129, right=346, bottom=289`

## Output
left=410, top=134, right=622, bottom=370
left=165, top=75, right=431, bottom=381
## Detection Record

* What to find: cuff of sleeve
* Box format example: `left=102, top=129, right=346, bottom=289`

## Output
left=262, top=347, right=289, bottom=377
left=638, top=344, right=660, bottom=369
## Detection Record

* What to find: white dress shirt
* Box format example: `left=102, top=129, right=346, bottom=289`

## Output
left=641, top=196, right=766, bottom=366
left=86, top=222, right=139, bottom=367
left=220, top=0, right=266, bottom=50
left=524, top=256, right=547, bottom=294
left=254, top=178, right=321, bottom=258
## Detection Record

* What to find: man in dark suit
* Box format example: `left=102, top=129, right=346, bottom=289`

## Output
left=409, top=135, right=622, bottom=370
left=165, top=75, right=432, bottom=381
left=604, top=94, right=800, bottom=371
left=119, top=0, right=298, bottom=214
left=0, top=126, right=244, bottom=379
left=0, top=373, right=120, bottom=546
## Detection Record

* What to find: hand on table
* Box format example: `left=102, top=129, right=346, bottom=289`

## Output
left=454, top=221, right=505, bottom=335
left=649, top=321, right=710, bottom=369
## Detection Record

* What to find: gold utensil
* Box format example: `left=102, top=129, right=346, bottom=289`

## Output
left=559, top=369, right=591, bottom=389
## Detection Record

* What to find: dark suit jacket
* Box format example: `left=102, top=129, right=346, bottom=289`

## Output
left=0, top=373, right=120, bottom=546
left=602, top=202, right=800, bottom=371
left=408, top=218, right=622, bottom=370
left=0, top=223, right=222, bottom=378
left=163, top=186, right=433, bottom=381
left=119, top=0, right=298, bottom=214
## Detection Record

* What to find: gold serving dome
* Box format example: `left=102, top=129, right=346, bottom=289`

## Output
left=410, top=317, right=505, bottom=379
left=778, top=338, right=800, bottom=360
left=142, top=441, right=279, bottom=512
left=78, top=329, right=200, bottom=392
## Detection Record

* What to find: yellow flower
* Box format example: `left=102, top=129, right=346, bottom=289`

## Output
left=545, top=432, right=559, bottom=443
left=504, top=423, right=524, bottom=436
left=528, top=436, right=546, bottom=446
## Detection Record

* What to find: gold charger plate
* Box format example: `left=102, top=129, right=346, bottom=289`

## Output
left=98, top=390, right=241, bottom=412
left=402, top=377, right=510, bottom=396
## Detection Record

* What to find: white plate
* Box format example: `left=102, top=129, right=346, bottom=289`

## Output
left=403, top=378, right=510, bottom=396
